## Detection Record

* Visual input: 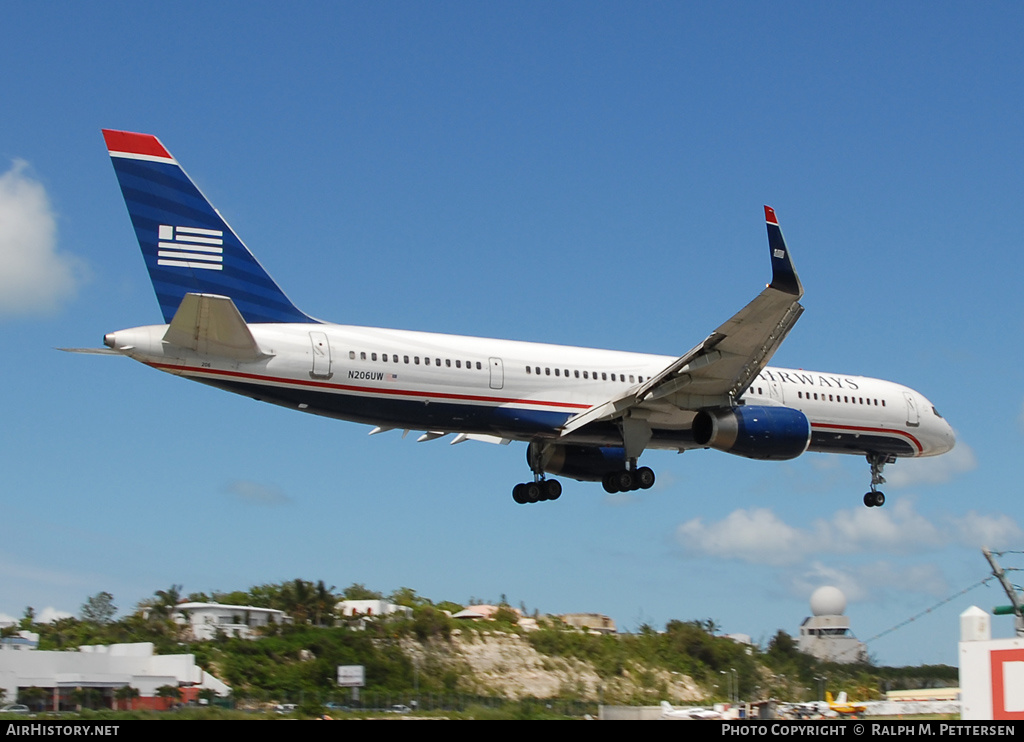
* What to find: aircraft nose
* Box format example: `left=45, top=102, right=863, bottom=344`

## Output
left=942, top=419, right=956, bottom=452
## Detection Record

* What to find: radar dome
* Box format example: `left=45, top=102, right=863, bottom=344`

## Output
left=810, top=586, right=846, bottom=616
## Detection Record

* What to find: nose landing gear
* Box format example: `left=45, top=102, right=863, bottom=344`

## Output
left=863, top=453, right=894, bottom=507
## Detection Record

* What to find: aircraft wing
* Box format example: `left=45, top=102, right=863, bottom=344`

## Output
left=560, top=206, right=804, bottom=439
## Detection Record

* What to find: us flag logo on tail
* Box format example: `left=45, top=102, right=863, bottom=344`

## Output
left=157, top=225, right=224, bottom=271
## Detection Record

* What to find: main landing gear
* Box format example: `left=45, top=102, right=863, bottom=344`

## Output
left=863, top=452, right=894, bottom=508
left=512, top=479, right=562, bottom=504
left=602, top=466, right=656, bottom=494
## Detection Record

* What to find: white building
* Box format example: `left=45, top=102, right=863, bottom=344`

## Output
left=173, top=602, right=291, bottom=641
left=337, top=600, right=411, bottom=619
left=0, top=630, right=39, bottom=652
left=0, top=642, right=229, bottom=711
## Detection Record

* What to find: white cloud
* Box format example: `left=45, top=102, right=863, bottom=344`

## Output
left=885, top=438, right=977, bottom=488
left=36, top=607, right=74, bottom=624
left=0, top=608, right=73, bottom=625
left=677, top=508, right=806, bottom=566
left=223, top=480, right=292, bottom=505
left=787, top=560, right=950, bottom=603
left=952, top=511, right=1023, bottom=550
left=676, top=499, right=1019, bottom=565
left=0, top=160, right=84, bottom=316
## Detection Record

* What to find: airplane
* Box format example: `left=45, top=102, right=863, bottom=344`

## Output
left=84, top=129, right=955, bottom=507
left=826, top=691, right=868, bottom=716
left=779, top=699, right=836, bottom=719
left=659, top=701, right=723, bottom=719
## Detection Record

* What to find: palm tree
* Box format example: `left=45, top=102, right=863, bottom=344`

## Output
left=152, top=584, right=183, bottom=619
left=313, top=580, right=337, bottom=626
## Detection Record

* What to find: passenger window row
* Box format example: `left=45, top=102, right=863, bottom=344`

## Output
left=525, top=366, right=644, bottom=384
left=349, top=350, right=483, bottom=370
left=794, top=390, right=885, bottom=406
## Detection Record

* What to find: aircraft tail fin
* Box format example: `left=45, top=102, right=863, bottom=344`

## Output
left=102, top=129, right=316, bottom=325
left=826, top=691, right=835, bottom=704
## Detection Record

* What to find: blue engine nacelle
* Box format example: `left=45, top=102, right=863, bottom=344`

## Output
left=692, top=405, right=811, bottom=461
left=527, top=441, right=626, bottom=482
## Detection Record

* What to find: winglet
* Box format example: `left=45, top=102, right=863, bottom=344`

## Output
left=765, top=205, right=803, bottom=297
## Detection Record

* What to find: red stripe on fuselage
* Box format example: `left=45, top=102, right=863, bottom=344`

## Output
left=148, top=362, right=593, bottom=411
left=811, top=422, right=923, bottom=454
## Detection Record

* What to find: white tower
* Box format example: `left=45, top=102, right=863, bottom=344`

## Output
left=797, top=586, right=867, bottom=663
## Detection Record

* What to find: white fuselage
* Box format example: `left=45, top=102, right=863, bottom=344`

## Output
left=105, top=321, right=955, bottom=460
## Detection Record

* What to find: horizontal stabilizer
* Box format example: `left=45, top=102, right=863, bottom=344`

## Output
left=57, top=347, right=122, bottom=355
left=163, top=293, right=268, bottom=361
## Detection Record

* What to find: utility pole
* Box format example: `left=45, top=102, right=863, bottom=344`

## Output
left=982, top=546, right=1024, bottom=636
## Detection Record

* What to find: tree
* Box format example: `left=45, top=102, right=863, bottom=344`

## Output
left=152, top=584, right=183, bottom=618
left=71, top=687, right=102, bottom=710
left=494, top=604, right=519, bottom=624
left=344, top=583, right=383, bottom=600
left=81, top=592, right=117, bottom=625
left=156, top=685, right=182, bottom=709
left=18, top=686, right=48, bottom=712
left=390, top=587, right=430, bottom=608
left=312, top=580, right=337, bottom=626
left=47, top=617, right=82, bottom=649
left=114, top=685, right=139, bottom=711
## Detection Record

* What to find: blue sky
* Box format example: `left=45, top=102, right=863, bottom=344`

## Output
left=2, top=3, right=1022, bottom=668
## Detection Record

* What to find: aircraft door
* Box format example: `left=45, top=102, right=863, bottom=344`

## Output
left=766, top=380, right=784, bottom=404
left=310, top=331, right=333, bottom=379
left=489, top=357, right=504, bottom=390
left=903, top=391, right=919, bottom=427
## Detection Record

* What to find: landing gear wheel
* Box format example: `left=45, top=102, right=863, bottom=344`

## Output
left=544, top=479, right=562, bottom=501
left=602, top=472, right=621, bottom=494
left=636, top=466, right=656, bottom=490
left=513, top=478, right=562, bottom=504
left=863, top=491, right=886, bottom=508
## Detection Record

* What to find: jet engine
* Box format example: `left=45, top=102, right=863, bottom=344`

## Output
left=692, top=405, right=811, bottom=461
left=527, top=441, right=626, bottom=482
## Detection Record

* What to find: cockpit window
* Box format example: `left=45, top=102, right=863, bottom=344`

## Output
left=932, top=406, right=944, bottom=419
